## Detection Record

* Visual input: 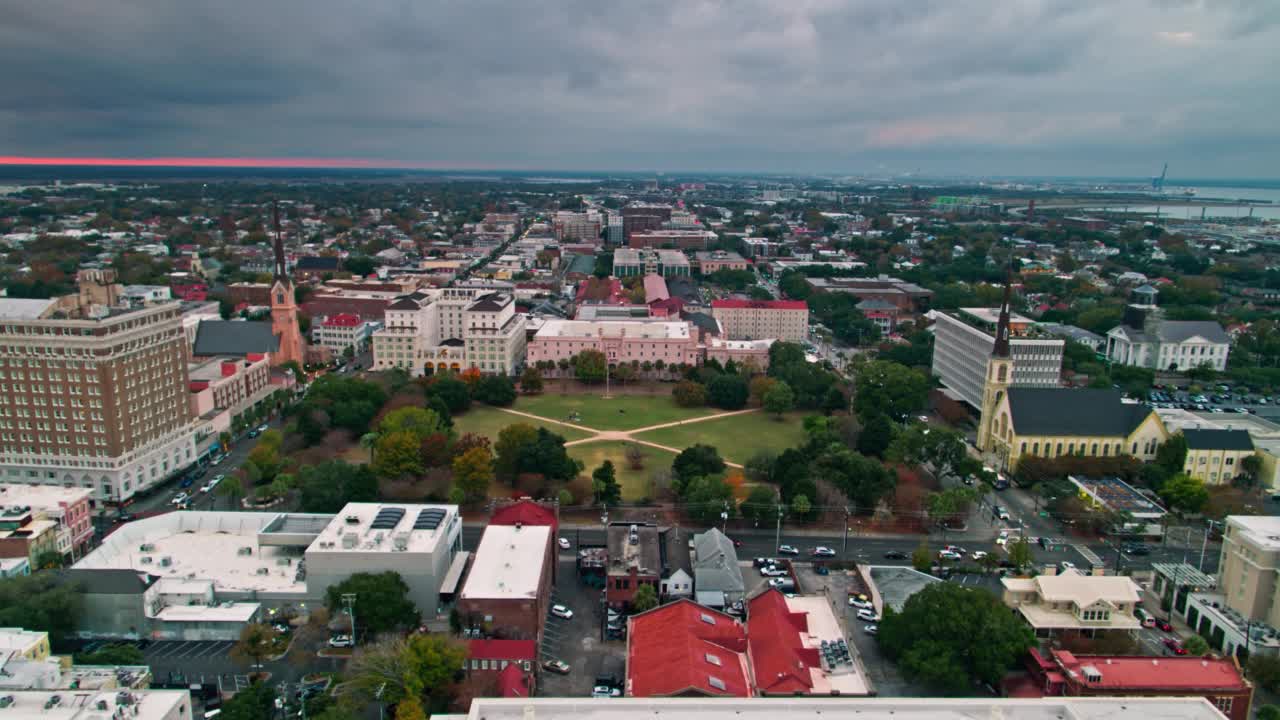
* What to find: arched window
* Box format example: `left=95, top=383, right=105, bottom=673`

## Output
left=1056, top=443, right=1064, bottom=456
left=1068, top=443, right=1075, bottom=454
left=1021, top=442, right=1027, bottom=454
left=997, top=365, right=1008, bottom=383
left=1132, top=442, right=1138, bottom=454
left=1091, top=443, right=1099, bottom=455
left=1102, top=444, right=1110, bottom=456
left=1032, top=442, right=1040, bottom=455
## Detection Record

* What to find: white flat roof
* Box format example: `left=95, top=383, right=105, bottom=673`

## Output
left=154, top=603, right=259, bottom=623
left=784, top=595, right=870, bottom=695
left=460, top=525, right=550, bottom=600
left=0, top=689, right=190, bottom=720
left=74, top=511, right=307, bottom=594
left=1227, top=515, right=1280, bottom=550
left=0, top=299, right=56, bottom=320
left=535, top=319, right=691, bottom=340
left=306, top=502, right=457, bottom=555
left=454, top=697, right=1226, bottom=720
left=0, top=483, right=92, bottom=511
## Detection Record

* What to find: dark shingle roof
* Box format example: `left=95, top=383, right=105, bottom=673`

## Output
left=1156, top=320, right=1230, bottom=344
left=1006, top=388, right=1155, bottom=437
left=193, top=320, right=279, bottom=356
left=57, top=568, right=154, bottom=595
left=468, top=293, right=510, bottom=312
left=295, top=256, right=341, bottom=271
left=1183, top=429, right=1255, bottom=451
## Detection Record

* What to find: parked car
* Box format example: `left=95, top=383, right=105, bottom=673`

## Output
left=814, top=565, right=830, bottom=575
left=848, top=597, right=873, bottom=610
left=753, top=557, right=773, bottom=568
left=1059, top=561, right=1076, bottom=572
left=994, top=506, right=1011, bottom=521
left=812, top=546, right=836, bottom=558
left=200, top=475, right=224, bottom=493
left=558, top=538, right=571, bottom=550
left=170, top=492, right=189, bottom=506
left=942, top=545, right=966, bottom=554
left=856, top=608, right=879, bottom=623
left=938, top=550, right=962, bottom=561
left=591, top=686, right=621, bottom=698
left=971, top=551, right=989, bottom=561
left=1122, top=543, right=1151, bottom=556
left=1162, top=637, right=1187, bottom=655
left=883, top=550, right=908, bottom=560
left=257, top=424, right=269, bottom=434
left=550, top=604, right=574, bottom=620
left=761, top=565, right=788, bottom=577
left=1156, top=619, right=1174, bottom=632
left=327, top=635, right=352, bottom=648
left=996, top=531, right=1010, bottom=547
left=863, top=624, right=878, bottom=635
left=778, top=544, right=799, bottom=555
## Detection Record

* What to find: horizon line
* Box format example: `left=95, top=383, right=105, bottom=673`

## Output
left=0, top=156, right=494, bottom=170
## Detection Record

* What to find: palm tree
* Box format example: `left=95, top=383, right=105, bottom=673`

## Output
left=359, top=432, right=380, bottom=463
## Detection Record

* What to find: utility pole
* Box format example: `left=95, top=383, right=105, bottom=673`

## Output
left=774, top=504, right=784, bottom=554
left=1199, top=520, right=1217, bottom=572
left=842, top=506, right=851, bottom=555
left=342, top=593, right=356, bottom=647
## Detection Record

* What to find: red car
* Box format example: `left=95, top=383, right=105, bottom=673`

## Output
left=1156, top=619, right=1173, bottom=632
left=1162, top=637, right=1187, bottom=655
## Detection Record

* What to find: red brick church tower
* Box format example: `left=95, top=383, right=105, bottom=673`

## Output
left=270, top=203, right=306, bottom=367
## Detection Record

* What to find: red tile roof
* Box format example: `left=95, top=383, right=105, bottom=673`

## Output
left=468, top=639, right=536, bottom=662
left=1049, top=649, right=1249, bottom=691
left=323, top=313, right=363, bottom=327
left=746, top=589, right=820, bottom=695
left=626, top=599, right=750, bottom=697
left=711, top=299, right=807, bottom=310
left=490, top=500, right=558, bottom=532
left=496, top=662, right=530, bottom=698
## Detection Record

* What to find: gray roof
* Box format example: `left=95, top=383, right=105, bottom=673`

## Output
left=1183, top=428, right=1255, bottom=452
left=691, top=529, right=744, bottom=595
left=193, top=320, right=280, bottom=357
left=57, top=568, right=154, bottom=595
left=1156, top=320, right=1230, bottom=344
left=1039, top=322, right=1104, bottom=345
left=1006, top=389, right=1155, bottom=438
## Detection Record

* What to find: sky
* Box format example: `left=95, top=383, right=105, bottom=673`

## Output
left=2, top=0, right=1279, bottom=178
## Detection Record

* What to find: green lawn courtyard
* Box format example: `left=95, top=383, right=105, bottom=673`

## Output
left=451, top=405, right=592, bottom=442
left=512, top=392, right=716, bottom=431
left=632, top=410, right=808, bottom=465
left=567, top=440, right=676, bottom=501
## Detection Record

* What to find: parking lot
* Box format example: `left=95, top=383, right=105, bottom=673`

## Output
left=538, top=557, right=624, bottom=697
left=146, top=640, right=238, bottom=660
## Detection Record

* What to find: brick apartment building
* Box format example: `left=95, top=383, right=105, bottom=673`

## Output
left=607, top=522, right=661, bottom=608
left=629, top=230, right=716, bottom=250
left=0, top=484, right=94, bottom=561
left=457, top=523, right=555, bottom=641
left=0, top=270, right=197, bottom=506
left=711, top=299, right=809, bottom=343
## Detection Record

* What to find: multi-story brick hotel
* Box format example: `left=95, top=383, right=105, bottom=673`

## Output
left=0, top=270, right=196, bottom=507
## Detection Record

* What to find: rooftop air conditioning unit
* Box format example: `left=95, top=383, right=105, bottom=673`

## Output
left=238, top=547, right=253, bottom=556
left=345, top=515, right=360, bottom=524
left=159, top=557, right=172, bottom=567
left=255, top=567, right=269, bottom=575
left=139, top=544, right=155, bottom=552
left=341, top=533, right=358, bottom=549
left=139, top=556, right=153, bottom=564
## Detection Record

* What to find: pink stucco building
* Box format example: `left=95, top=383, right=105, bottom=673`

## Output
left=527, top=320, right=701, bottom=367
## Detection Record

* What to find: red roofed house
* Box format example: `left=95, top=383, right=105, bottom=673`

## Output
left=746, top=589, right=871, bottom=696
left=490, top=498, right=559, bottom=534
left=464, top=639, right=536, bottom=699
left=626, top=599, right=750, bottom=697
left=1023, top=648, right=1252, bottom=720
left=711, top=299, right=809, bottom=343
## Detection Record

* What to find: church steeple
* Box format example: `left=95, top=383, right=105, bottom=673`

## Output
left=272, top=200, right=289, bottom=282
left=977, top=267, right=1015, bottom=457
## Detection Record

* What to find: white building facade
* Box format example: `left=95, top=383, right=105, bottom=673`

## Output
left=931, top=308, right=1064, bottom=409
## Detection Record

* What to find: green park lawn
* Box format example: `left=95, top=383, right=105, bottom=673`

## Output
left=513, top=392, right=716, bottom=431
left=632, top=411, right=808, bottom=465
left=568, top=441, right=676, bottom=501
left=451, top=405, right=592, bottom=443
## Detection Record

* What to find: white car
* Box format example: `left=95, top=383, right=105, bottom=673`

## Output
left=995, top=506, right=1012, bottom=521
left=761, top=565, right=787, bottom=577
left=938, top=550, right=962, bottom=561
left=856, top=608, right=879, bottom=623
left=327, top=635, right=352, bottom=648
left=812, top=546, right=836, bottom=558
left=200, top=475, right=224, bottom=493
left=863, top=624, right=878, bottom=635
left=996, top=531, right=1010, bottom=547
left=558, top=538, right=571, bottom=550
left=848, top=597, right=873, bottom=610
left=591, top=686, right=621, bottom=698
left=551, top=604, right=574, bottom=620
left=170, top=492, right=189, bottom=506
left=971, top=551, right=989, bottom=561
left=778, top=545, right=799, bottom=555
left=1060, top=561, right=1076, bottom=572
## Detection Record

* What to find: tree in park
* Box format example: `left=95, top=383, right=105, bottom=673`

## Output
left=877, top=582, right=1035, bottom=694
left=426, top=376, right=471, bottom=414
left=372, top=431, right=424, bottom=480
left=426, top=394, right=454, bottom=429
left=748, top=375, right=777, bottom=406
left=853, top=360, right=929, bottom=422
left=672, top=444, right=726, bottom=493
left=379, top=407, right=449, bottom=440
left=1160, top=473, right=1210, bottom=514
left=519, top=366, right=544, bottom=394
left=359, top=431, right=380, bottom=462
left=672, top=380, right=707, bottom=407
left=346, top=634, right=467, bottom=710
left=452, top=446, right=494, bottom=503
left=682, top=475, right=736, bottom=524
left=230, top=623, right=281, bottom=670
left=707, top=373, right=749, bottom=410
left=297, top=460, right=378, bottom=513
left=473, top=374, right=517, bottom=406
left=593, top=460, right=623, bottom=506
left=624, top=443, right=645, bottom=470
left=762, top=380, right=795, bottom=418
left=631, top=583, right=658, bottom=613
left=573, top=349, right=608, bottom=383
left=494, top=423, right=539, bottom=480
left=326, top=572, right=420, bottom=633
left=791, top=494, right=812, bottom=517
left=246, top=429, right=285, bottom=483
left=856, top=412, right=895, bottom=457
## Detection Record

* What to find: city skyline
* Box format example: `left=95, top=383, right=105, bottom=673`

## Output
left=2, top=1, right=1278, bottom=177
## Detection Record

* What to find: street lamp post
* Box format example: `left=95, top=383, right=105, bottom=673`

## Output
left=341, top=593, right=356, bottom=648
left=774, top=504, right=784, bottom=553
